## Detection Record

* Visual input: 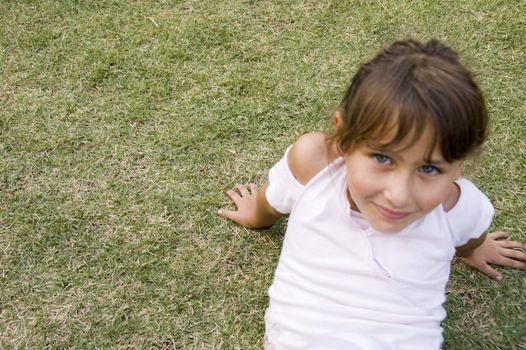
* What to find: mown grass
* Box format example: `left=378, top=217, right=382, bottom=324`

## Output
left=0, top=0, right=524, bottom=349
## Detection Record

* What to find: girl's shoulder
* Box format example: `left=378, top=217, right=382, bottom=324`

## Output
left=287, top=132, right=341, bottom=185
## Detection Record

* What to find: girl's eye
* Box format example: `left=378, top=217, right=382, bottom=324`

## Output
left=373, top=154, right=392, bottom=165
left=420, top=165, right=440, bottom=175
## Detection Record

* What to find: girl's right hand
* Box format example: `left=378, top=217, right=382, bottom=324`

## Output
left=218, top=184, right=260, bottom=228
left=218, top=182, right=284, bottom=229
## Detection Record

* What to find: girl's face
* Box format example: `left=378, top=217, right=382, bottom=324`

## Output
left=344, top=126, right=463, bottom=234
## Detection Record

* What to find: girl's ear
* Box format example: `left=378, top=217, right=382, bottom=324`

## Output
left=331, top=111, right=345, bottom=156
left=454, top=161, right=464, bottom=179
left=332, top=110, right=344, bottom=131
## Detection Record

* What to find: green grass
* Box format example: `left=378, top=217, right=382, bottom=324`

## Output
left=0, top=0, right=524, bottom=348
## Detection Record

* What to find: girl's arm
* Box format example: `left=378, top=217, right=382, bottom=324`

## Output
left=218, top=182, right=284, bottom=229
left=457, top=232, right=526, bottom=281
left=218, top=132, right=335, bottom=229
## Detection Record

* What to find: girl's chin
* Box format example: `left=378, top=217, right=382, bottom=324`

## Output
left=373, top=225, right=405, bottom=234
left=367, top=217, right=413, bottom=234
left=364, top=207, right=421, bottom=234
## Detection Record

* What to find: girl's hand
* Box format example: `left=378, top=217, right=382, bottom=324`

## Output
left=461, top=231, right=526, bottom=282
left=218, top=184, right=260, bottom=228
left=218, top=183, right=283, bottom=229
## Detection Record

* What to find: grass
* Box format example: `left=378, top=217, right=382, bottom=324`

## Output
left=0, top=0, right=524, bottom=349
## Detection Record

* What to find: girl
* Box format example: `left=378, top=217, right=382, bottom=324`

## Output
left=218, top=39, right=525, bottom=350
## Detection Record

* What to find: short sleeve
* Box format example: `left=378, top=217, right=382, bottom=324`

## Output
left=446, top=178, right=495, bottom=247
left=265, top=146, right=304, bottom=214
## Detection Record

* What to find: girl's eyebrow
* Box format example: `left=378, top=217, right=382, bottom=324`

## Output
left=426, top=159, right=448, bottom=165
left=365, top=144, right=449, bottom=165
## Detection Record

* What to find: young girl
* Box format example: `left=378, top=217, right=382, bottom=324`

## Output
left=218, top=39, right=525, bottom=350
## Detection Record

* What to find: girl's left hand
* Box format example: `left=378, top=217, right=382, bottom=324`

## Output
left=461, top=231, right=526, bottom=282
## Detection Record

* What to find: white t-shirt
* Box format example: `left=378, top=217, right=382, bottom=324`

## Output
left=264, top=147, right=495, bottom=350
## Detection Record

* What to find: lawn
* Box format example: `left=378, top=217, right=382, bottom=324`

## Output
left=0, top=0, right=524, bottom=349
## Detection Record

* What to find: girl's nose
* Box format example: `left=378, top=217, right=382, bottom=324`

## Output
left=384, top=173, right=412, bottom=208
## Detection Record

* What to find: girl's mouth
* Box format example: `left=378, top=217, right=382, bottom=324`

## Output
left=375, top=204, right=410, bottom=221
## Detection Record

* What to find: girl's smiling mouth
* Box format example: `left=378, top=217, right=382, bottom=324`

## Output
left=375, top=204, right=411, bottom=221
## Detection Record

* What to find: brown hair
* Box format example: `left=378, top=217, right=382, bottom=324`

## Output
left=332, top=39, right=488, bottom=162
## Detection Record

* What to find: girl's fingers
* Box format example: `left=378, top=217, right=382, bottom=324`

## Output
left=217, top=208, right=239, bottom=222
left=498, top=240, right=524, bottom=250
left=501, top=248, right=526, bottom=261
left=226, top=189, right=242, bottom=203
left=496, top=255, right=526, bottom=270
left=489, top=231, right=509, bottom=240
left=235, top=184, right=250, bottom=197
left=478, top=262, right=502, bottom=282
left=226, top=184, right=258, bottom=202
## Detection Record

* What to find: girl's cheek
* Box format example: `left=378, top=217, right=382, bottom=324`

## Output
left=416, top=183, right=450, bottom=210
left=355, top=177, right=384, bottom=203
